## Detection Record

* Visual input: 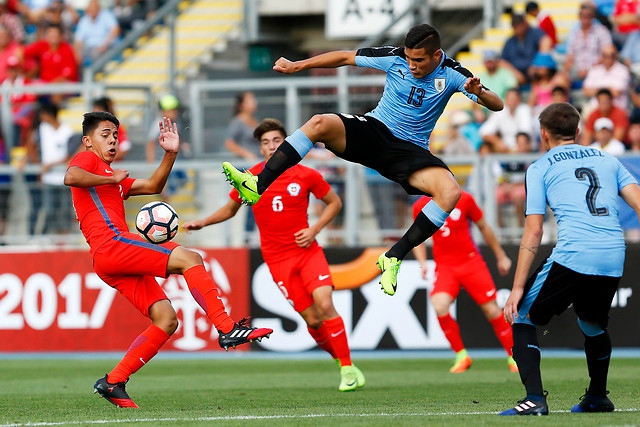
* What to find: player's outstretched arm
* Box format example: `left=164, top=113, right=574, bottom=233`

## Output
left=273, top=50, right=357, bottom=74
left=475, top=217, right=512, bottom=276
left=130, top=118, right=179, bottom=196
left=64, top=165, right=129, bottom=188
left=182, top=199, right=242, bottom=232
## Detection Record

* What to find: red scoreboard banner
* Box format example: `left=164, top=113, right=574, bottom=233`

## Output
left=0, top=248, right=250, bottom=352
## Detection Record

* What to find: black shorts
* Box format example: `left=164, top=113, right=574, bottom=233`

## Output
left=518, top=259, right=620, bottom=329
left=333, top=113, right=450, bottom=195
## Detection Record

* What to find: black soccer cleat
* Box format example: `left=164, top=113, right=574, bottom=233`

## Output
left=571, top=390, right=615, bottom=413
left=218, top=317, right=273, bottom=351
left=93, top=375, right=139, bottom=408
left=499, top=392, right=549, bottom=416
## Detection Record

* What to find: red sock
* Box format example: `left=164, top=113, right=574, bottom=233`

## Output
left=489, top=314, right=514, bottom=356
left=184, top=265, right=235, bottom=333
left=438, top=313, right=465, bottom=353
left=323, top=316, right=351, bottom=366
left=307, top=323, right=337, bottom=359
left=108, top=324, right=170, bottom=383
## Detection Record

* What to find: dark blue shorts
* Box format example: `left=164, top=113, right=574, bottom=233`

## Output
left=333, top=113, right=450, bottom=195
left=517, top=259, right=620, bottom=329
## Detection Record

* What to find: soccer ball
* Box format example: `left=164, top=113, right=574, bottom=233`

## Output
left=135, top=201, right=179, bottom=244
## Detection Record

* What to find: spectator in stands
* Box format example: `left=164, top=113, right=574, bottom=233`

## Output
left=25, top=102, right=74, bottom=235
left=501, top=12, right=552, bottom=87
left=591, top=116, right=627, bottom=155
left=496, top=132, right=533, bottom=228
left=73, top=0, right=120, bottom=67
left=477, top=49, right=518, bottom=100
left=628, top=117, right=640, bottom=151
left=0, top=23, right=22, bottom=83
left=23, top=23, right=78, bottom=105
left=34, top=0, right=79, bottom=42
left=528, top=52, right=570, bottom=120
left=611, top=0, right=640, bottom=49
left=92, top=96, right=131, bottom=161
left=442, top=110, right=475, bottom=156
left=2, top=55, right=38, bottom=148
left=562, top=2, right=614, bottom=87
left=224, top=91, right=261, bottom=160
left=620, top=25, right=640, bottom=75
left=479, top=88, right=534, bottom=152
left=551, top=85, right=571, bottom=104
left=630, top=77, right=640, bottom=121
left=525, top=1, right=558, bottom=47
left=458, top=104, right=487, bottom=152
left=0, top=0, right=25, bottom=43
left=582, top=44, right=630, bottom=111
left=115, top=0, right=159, bottom=36
left=583, top=88, right=629, bottom=145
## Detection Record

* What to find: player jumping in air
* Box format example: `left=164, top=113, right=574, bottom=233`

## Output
left=184, top=119, right=365, bottom=391
left=500, top=103, right=640, bottom=416
left=412, top=191, right=516, bottom=373
left=221, top=23, right=503, bottom=296
left=64, top=112, right=273, bottom=408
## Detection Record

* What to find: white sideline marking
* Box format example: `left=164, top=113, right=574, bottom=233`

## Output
left=2, top=409, right=640, bottom=426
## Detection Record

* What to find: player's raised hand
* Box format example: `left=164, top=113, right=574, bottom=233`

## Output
left=273, top=57, right=296, bottom=74
left=463, top=76, right=483, bottom=96
left=182, top=219, right=204, bottom=232
left=157, top=117, right=179, bottom=154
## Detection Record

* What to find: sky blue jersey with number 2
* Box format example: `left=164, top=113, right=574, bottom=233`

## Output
left=355, top=47, right=479, bottom=150
left=525, top=144, right=637, bottom=277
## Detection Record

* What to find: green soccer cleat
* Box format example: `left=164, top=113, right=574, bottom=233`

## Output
left=377, top=252, right=401, bottom=296
left=338, top=365, right=360, bottom=392
left=222, top=162, right=261, bottom=206
left=353, top=365, right=366, bottom=389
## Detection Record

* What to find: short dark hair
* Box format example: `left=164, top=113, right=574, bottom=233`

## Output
left=39, top=102, right=59, bottom=118
left=538, top=103, right=580, bottom=141
left=82, top=111, right=119, bottom=136
left=93, top=96, right=113, bottom=114
left=525, top=1, right=539, bottom=13
left=253, top=118, right=286, bottom=141
left=404, top=24, right=441, bottom=54
left=551, top=85, right=568, bottom=96
left=596, top=88, right=613, bottom=99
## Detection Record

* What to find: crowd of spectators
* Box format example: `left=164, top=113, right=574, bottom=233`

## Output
left=439, top=0, right=640, bottom=159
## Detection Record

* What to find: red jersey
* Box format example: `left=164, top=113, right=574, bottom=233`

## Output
left=68, top=151, right=135, bottom=253
left=412, top=191, right=483, bottom=265
left=614, top=0, right=640, bottom=34
left=230, top=163, right=331, bottom=261
left=23, top=40, right=79, bottom=82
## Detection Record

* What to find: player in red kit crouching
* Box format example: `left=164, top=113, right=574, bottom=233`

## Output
left=412, top=190, right=517, bottom=373
left=65, top=112, right=272, bottom=408
left=184, top=118, right=365, bottom=391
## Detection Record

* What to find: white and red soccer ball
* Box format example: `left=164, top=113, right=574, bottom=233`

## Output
left=135, top=201, right=179, bottom=244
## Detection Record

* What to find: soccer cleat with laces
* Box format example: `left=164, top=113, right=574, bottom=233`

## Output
left=218, top=317, right=273, bottom=351
left=222, top=162, right=261, bottom=205
left=93, top=375, right=139, bottom=408
left=507, top=356, right=519, bottom=373
left=571, top=390, right=614, bottom=413
left=377, top=253, right=401, bottom=295
left=499, top=392, right=549, bottom=416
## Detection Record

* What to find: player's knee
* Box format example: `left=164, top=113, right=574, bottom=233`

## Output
left=315, top=300, right=338, bottom=320
left=304, top=114, right=333, bottom=140
left=150, top=301, right=179, bottom=335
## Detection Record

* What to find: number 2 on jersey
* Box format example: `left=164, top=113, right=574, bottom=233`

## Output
left=575, top=167, right=609, bottom=216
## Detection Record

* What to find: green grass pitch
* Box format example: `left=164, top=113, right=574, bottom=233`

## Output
left=0, top=354, right=638, bottom=426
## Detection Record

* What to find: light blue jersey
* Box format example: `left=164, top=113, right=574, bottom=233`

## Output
left=525, top=144, right=637, bottom=276
left=355, top=47, right=478, bottom=149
